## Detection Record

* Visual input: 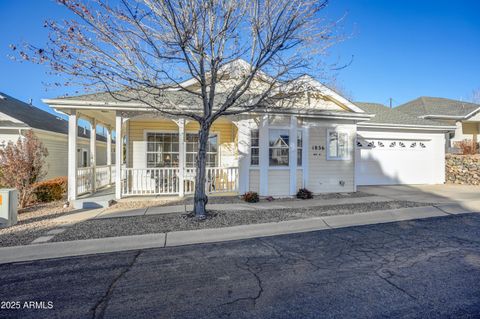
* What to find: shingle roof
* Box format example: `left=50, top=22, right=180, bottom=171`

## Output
left=396, top=97, right=480, bottom=118
left=0, top=92, right=107, bottom=141
left=354, top=102, right=450, bottom=127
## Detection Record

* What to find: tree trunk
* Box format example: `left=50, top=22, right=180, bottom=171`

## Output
left=193, top=124, right=211, bottom=217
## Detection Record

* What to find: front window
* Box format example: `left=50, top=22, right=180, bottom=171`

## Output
left=186, top=133, right=218, bottom=167
left=250, top=129, right=259, bottom=166
left=269, top=129, right=289, bottom=166
left=327, top=130, right=349, bottom=160
left=146, top=132, right=179, bottom=167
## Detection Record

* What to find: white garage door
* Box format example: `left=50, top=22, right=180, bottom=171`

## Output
left=355, top=138, right=436, bottom=185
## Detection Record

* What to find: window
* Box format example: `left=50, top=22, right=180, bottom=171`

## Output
left=250, top=129, right=259, bottom=166
left=327, top=130, right=349, bottom=160
left=146, top=132, right=179, bottom=167
left=269, top=129, right=289, bottom=166
left=186, top=133, right=218, bottom=167
left=297, top=130, right=303, bottom=166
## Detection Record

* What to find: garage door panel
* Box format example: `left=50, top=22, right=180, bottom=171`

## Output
left=356, top=138, right=435, bottom=185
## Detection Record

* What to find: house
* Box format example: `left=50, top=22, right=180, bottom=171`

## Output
left=42, top=61, right=456, bottom=202
left=396, top=97, right=480, bottom=152
left=0, top=92, right=114, bottom=181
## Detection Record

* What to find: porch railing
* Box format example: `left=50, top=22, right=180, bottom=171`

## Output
left=121, top=166, right=239, bottom=196
left=77, top=164, right=115, bottom=195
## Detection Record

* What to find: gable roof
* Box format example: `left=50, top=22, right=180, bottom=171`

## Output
left=355, top=102, right=455, bottom=129
left=0, top=92, right=107, bottom=141
left=45, top=59, right=367, bottom=117
left=396, top=97, right=480, bottom=119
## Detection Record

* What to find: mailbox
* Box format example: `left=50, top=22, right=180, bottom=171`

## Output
left=0, top=189, right=18, bottom=227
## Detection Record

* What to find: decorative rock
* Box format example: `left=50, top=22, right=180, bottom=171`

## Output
left=446, top=154, right=480, bottom=185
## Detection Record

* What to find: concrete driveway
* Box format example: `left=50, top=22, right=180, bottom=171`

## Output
left=1, top=213, right=480, bottom=318
left=359, top=184, right=480, bottom=211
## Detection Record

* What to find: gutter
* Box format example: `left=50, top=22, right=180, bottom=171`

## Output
left=43, top=98, right=375, bottom=121
left=358, top=122, right=457, bottom=131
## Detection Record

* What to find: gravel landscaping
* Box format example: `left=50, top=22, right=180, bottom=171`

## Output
left=105, top=191, right=374, bottom=213
left=0, top=201, right=72, bottom=247
left=52, top=200, right=430, bottom=242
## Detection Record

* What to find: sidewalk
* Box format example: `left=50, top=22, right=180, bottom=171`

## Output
left=0, top=203, right=472, bottom=265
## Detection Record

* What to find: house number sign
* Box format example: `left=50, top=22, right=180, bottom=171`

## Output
left=311, top=145, right=325, bottom=157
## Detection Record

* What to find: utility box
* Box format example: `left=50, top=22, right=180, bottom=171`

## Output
left=0, top=189, right=18, bottom=228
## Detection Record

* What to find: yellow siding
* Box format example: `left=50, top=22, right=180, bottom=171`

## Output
left=128, top=118, right=238, bottom=168
left=307, top=124, right=356, bottom=193
left=268, top=170, right=290, bottom=196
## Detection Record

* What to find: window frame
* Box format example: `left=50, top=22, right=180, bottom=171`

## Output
left=326, top=129, right=350, bottom=161
left=268, top=128, right=290, bottom=167
left=250, top=129, right=260, bottom=167
left=185, top=132, right=219, bottom=168
left=144, top=130, right=180, bottom=168
left=297, top=129, right=303, bottom=167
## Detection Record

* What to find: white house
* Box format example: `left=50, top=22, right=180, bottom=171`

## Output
left=0, top=92, right=114, bottom=180
left=43, top=61, right=456, bottom=203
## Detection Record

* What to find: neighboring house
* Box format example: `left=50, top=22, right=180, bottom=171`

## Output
left=396, top=97, right=480, bottom=151
left=43, top=60, right=455, bottom=202
left=0, top=92, right=114, bottom=180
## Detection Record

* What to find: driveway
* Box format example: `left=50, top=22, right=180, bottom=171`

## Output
left=1, top=213, right=480, bottom=318
left=359, top=184, right=480, bottom=211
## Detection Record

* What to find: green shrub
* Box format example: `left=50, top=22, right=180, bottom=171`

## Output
left=242, top=191, right=259, bottom=203
left=296, top=188, right=313, bottom=200
left=33, top=176, right=68, bottom=203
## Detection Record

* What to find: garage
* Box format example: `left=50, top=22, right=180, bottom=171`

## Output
left=354, top=103, right=455, bottom=186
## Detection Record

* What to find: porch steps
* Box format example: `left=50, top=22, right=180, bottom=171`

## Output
left=72, top=193, right=115, bottom=210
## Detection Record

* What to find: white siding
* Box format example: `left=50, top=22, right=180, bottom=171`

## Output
left=307, top=122, right=356, bottom=193
left=249, top=170, right=260, bottom=193
left=268, top=170, right=290, bottom=196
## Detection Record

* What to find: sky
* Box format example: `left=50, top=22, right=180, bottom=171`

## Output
left=0, top=0, right=479, bottom=117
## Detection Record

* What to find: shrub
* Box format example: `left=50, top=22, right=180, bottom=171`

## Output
left=242, top=191, right=259, bottom=203
left=33, top=176, right=68, bottom=203
left=0, top=130, right=48, bottom=208
left=455, top=139, right=478, bottom=155
left=296, top=188, right=313, bottom=200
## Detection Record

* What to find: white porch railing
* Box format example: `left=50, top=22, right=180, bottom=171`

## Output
left=121, top=166, right=239, bottom=196
left=77, top=164, right=115, bottom=195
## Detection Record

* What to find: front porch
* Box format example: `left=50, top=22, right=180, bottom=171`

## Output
left=67, top=110, right=240, bottom=202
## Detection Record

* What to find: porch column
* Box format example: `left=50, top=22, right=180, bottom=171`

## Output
left=259, top=115, right=269, bottom=196
left=115, top=113, right=123, bottom=199
left=106, top=126, right=112, bottom=185
left=289, top=116, right=297, bottom=196
left=89, top=118, right=97, bottom=193
left=234, top=119, right=251, bottom=194
left=67, top=111, right=78, bottom=202
left=177, top=118, right=186, bottom=197
left=302, top=125, right=310, bottom=189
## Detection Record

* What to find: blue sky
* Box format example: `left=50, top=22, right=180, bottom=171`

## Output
left=0, top=0, right=479, bottom=116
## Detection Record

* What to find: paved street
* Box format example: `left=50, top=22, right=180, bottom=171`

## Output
left=1, top=213, right=480, bottom=318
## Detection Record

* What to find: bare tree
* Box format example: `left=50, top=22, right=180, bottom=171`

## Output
left=14, top=0, right=342, bottom=217
left=473, top=88, right=480, bottom=104
left=0, top=131, right=49, bottom=208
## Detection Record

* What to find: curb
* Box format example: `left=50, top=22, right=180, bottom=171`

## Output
left=0, top=204, right=472, bottom=265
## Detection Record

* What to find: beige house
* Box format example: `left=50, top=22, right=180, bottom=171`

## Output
left=43, top=61, right=455, bottom=207
left=396, top=97, right=480, bottom=152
